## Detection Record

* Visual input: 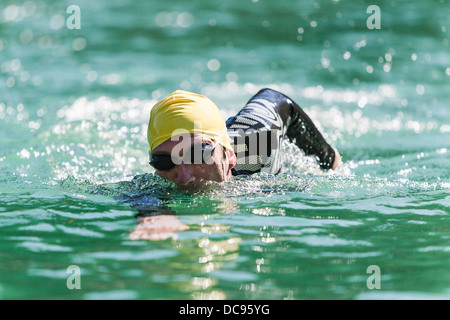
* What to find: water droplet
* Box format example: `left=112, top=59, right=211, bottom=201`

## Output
left=50, top=14, right=65, bottom=30
left=177, top=12, right=194, bottom=28
left=416, top=84, right=425, bottom=95
left=73, top=37, right=86, bottom=51
left=207, top=59, right=220, bottom=72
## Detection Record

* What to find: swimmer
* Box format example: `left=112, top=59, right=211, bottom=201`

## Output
left=147, top=88, right=341, bottom=190
left=131, top=88, right=342, bottom=240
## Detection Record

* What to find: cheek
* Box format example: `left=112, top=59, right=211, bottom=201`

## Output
left=156, top=170, right=172, bottom=180
left=193, top=164, right=209, bottom=176
left=155, top=170, right=165, bottom=179
left=189, top=164, right=211, bottom=180
left=198, top=163, right=223, bottom=181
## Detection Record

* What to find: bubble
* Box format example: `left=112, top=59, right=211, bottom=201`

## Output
left=227, top=81, right=238, bottom=92
left=155, top=11, right=194, bottom=28
left=226, top=72, right=238, bottom=82
left=18, top=148, right=31, bottom=159
left=39, top=36, right=52, bottom=49
left=155, top=12, right=173, bottom=27
left=37, top=108, right=46, bottom=117
left=354, top=39, right=367, bottom=51
left=358, top=96, right=368, bottom=108
left=87, top=71, right=97, bottom=82
left=415, top=84, right=425, bottom=95
left=73, top=37, right=86, bottom=51
left=207, top=59, right=221, bottom=72
left=10, top=59, right=21, bottom=71
left=321, top=57, right=330, bottom=69
left=23, top=2, right=36, bottom=17
left=50, top=14, right=65, bottom=30
left=101, top=73, right=121, bottom=85
left=180, top=80, right=191, bottom=90
left=3, top=5, right=19, bottom=21
left=6, top=77, right=15, bottom=88
left=19, top=29, right=33, bottom=43
left=177, top=12, right=194, bottom=28
left=152, top=90, right=161, bottom=100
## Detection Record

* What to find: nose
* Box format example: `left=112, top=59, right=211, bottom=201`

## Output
left=174, top=163, right=195, bottom=186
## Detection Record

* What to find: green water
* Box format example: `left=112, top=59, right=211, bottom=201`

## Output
left=1, top=0, right=449, bottom=299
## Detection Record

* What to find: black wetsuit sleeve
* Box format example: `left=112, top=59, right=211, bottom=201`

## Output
left=244, top=88, right=336, bottom=170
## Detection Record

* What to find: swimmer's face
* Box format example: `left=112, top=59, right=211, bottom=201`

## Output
left=150, top=134, right=236, bottom=190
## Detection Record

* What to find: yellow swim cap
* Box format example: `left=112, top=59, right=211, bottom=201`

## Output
left=147, top=90, right=232, bottom=152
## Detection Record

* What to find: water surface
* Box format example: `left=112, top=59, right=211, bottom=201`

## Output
left=0, top=0, right=449, bottom=299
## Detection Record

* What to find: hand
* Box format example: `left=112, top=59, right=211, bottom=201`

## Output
left=129, top=215, right=189, bottom=241
left=332, top=149, right=342, bottom=170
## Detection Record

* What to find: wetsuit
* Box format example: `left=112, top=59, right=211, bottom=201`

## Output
left=226, top=88, right=336, bottom=176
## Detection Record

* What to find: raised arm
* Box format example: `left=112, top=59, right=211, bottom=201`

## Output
left=249, top=88, right=340, bottom=170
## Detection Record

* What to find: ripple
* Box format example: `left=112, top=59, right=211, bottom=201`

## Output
left=295, top=235, right=372, bottom=247
left=80, top=249, right=178, bottom=262
left=17, top=241, right=73, bottom=253
left=83, top=290, right=138, bottom=300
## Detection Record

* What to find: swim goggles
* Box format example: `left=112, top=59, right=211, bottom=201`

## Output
left=149, top=130, right=226, bottom=172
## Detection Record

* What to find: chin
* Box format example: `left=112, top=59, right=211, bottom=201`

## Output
left=177, top=180, right=206, bottom=191
left=177, top=178, right=222, bottom=192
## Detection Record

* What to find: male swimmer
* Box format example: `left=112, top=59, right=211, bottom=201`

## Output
left=147, top=88, right=341, bottom=191
left=130, top=88, right=342, bottom=240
